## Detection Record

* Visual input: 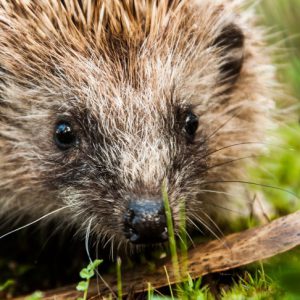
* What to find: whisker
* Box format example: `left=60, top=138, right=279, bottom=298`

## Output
left=85, top=220, right=117, bottom=298
left=201, top=201, right=247, bottom=216
left=176, top=232, right=186, bottom=248
left=0, top=205, right=72, bottom=240
left=85, top=217, right=94, bottom=264
left=201, top=142, right=263, bottom=160
left=200, top=141, right=293, bottom=162
left=204, top=109, right=242, bottom=142
left=196, top=186, right=264, bottom=216
left=189, top=212, right=230, bottom=250
left=180, top=226, right=195, bottom=248
left=117, top=239, right=123, bottom=253
left=103, top=235, right=114, bottom=249
left=110, top=235, right=115, bottom=259
left=186, top=216, right=204, bottom=235
left=202, top=180, right=299, bottom=198
left=200, top=210, right=225, bottom=239
left=202, top=155, right=258, bottom=173
left=189, top=212, right=222, bottom=242
left=197, top=188, right=243, bottom=198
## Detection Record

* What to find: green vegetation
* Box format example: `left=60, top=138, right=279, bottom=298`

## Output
left=162, top=182, right=181, bottom=283
left=251, top=125, right=300, bottom=214
left=25, top=291, right=43, bottom=300
left=76, top=184, right=298, bottom=299
left=254, top=0, right=300, bottom=216
left=146, top=182, right=297, bottom=300
left=76, top=259, right=102, bottom=300
left=220, top=270, right=278, bottom=300
left=0, top=279, right=14, bottom=292
left=259, top=0, right=300, bottom=98
left=116, top=257, right=122, bottom=300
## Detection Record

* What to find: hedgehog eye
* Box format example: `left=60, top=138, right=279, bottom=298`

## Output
left=184, top=111, right=198, bottom=140
left=54, top=121, right=77, bottom=150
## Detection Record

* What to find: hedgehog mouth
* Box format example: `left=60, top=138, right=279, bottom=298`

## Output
left=124, top=225, right=169, bottom=245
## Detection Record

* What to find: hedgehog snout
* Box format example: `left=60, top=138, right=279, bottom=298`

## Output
left=123, top=199, right=168, bottom=244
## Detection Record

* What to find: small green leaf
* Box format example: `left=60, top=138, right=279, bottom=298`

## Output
left=187, top=274, right=193, bottom=289
left=88, top=269, right=95, bottom=278
left=79, top=268, right=92, bottom=279
left=76, top=281, right=88, bottom=292
left=25, top=291, right=43, bottom=300
left=87, top=259, right=102, bottom=271
left=0, top=279, right=15, bottom=292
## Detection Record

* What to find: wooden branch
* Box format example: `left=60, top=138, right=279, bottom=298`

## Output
left=17, top=210, right=300, bottom=299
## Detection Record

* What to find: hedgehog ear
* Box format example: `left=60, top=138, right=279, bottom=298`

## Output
left=213, top=24, right=244, bottom=86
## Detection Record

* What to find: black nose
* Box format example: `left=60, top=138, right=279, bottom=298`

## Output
left=123, top=199, right=168, bottom=244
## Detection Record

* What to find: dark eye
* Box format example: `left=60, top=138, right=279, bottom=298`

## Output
left=184, top=111, right=198, bottom=140
left=54, top=121, right=77, bottom=150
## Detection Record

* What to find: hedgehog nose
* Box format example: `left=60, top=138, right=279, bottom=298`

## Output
left=124, top=199, right=168, bottom=244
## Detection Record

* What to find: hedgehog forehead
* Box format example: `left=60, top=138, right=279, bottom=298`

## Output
left=67, top=59, right=181, bottom=129
left=78, top=89, right=177, bottom=139
left=0, top=0, right=233, bottom=105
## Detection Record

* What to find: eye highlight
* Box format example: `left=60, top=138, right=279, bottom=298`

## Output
left=54, top=121, right=77, bottom=150
left=184, top=111, right=199, bottom=140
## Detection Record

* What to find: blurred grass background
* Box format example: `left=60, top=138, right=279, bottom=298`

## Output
left=259, top=0, right=300, bottom=98
left=255, top=0, right=300, bottom=214
left=244, top=1, right=300, bottom=299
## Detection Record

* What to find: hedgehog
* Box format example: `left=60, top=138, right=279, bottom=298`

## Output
left=0, top=0, right=277, bottom=252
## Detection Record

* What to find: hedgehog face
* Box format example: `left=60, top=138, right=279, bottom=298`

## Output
left=0, top=0, right=275, bottom=250
left=48, top=84, right=209, bottom=246
left=44, top=26, right=244, bottom=246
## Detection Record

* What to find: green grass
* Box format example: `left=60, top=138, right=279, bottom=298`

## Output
left=259, top=0, right=300, bottom=97
left=116, top=257, right=122, bottom=300
left=162, top=181, right=180, bottom=284
left=73, top=189, right=296, bottom=299
left=25, top=291, right=43, bottom=300
left=250, top=125, right=300, bottom=214
left=220, top=270, right=279, bottom=300
left=0, top=279, right=15, bottom=293
left=147, top=182, right=299, bottom=299
left=76, top=259, right=102, bottom=300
